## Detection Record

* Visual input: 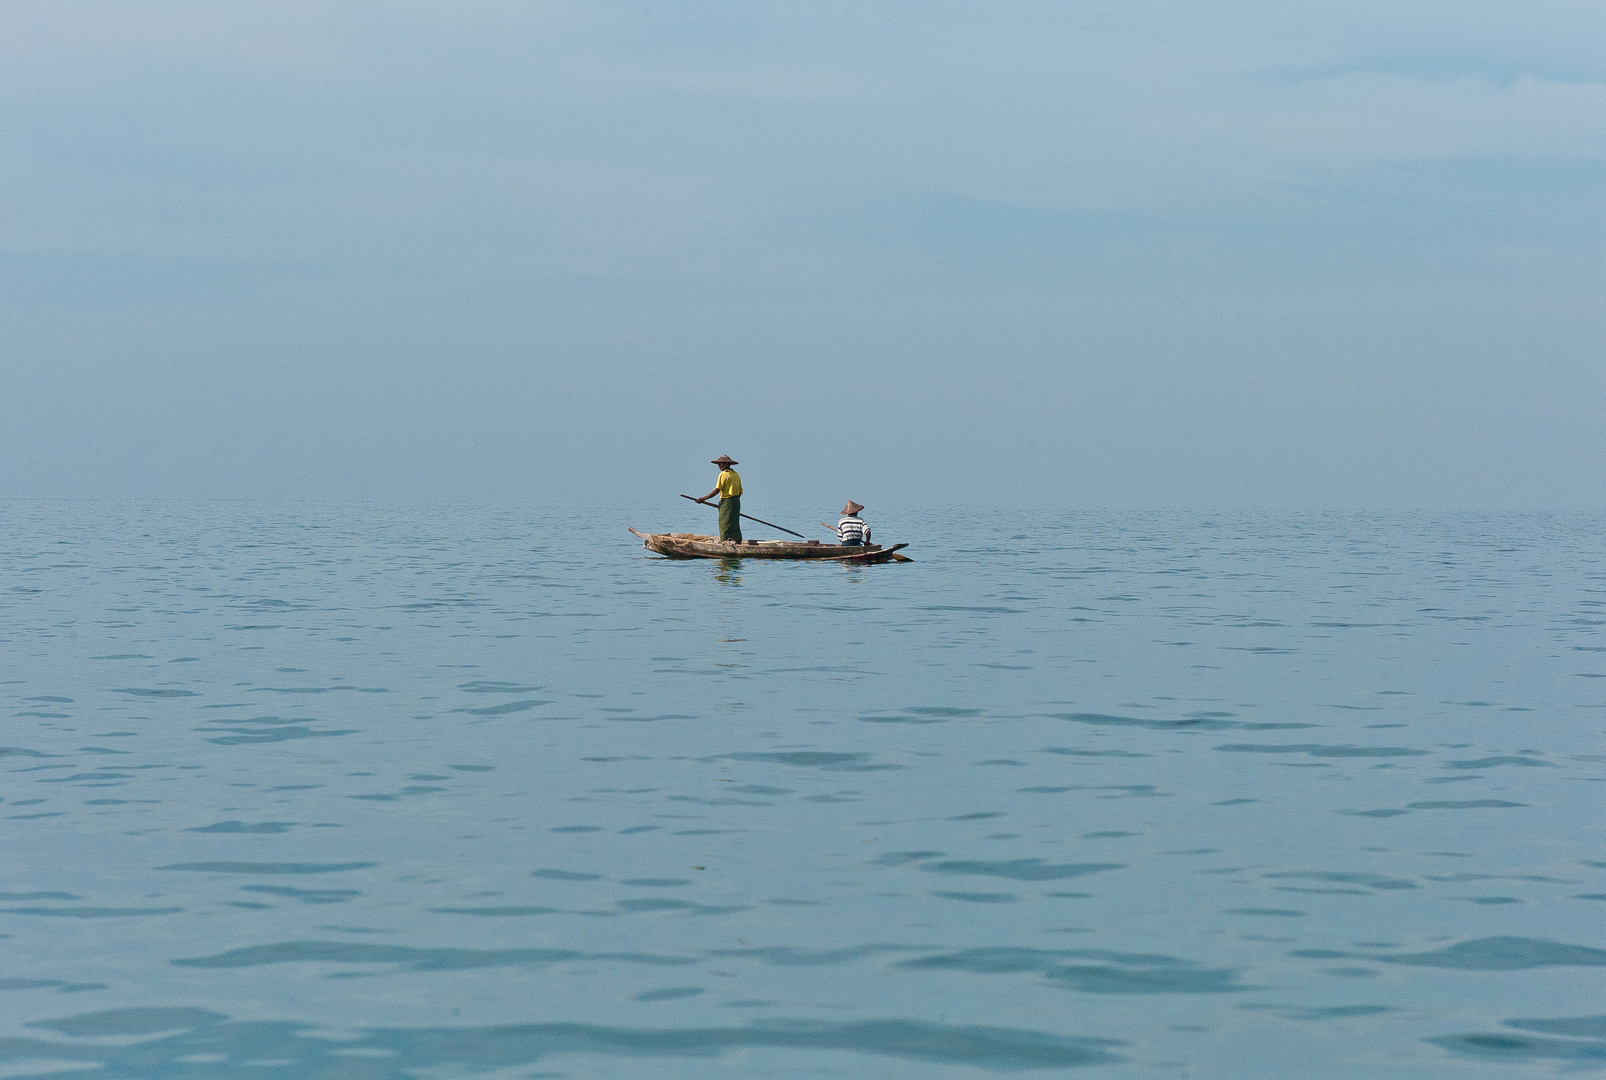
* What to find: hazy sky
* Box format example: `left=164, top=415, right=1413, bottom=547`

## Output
left=2, top=1, right=1602, bottom=509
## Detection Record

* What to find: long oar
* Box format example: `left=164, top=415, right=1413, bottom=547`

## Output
left=679, top=494, right=805, bottom=538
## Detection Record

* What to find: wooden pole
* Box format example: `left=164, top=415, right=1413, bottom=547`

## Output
left=679, top=494, right=805, bottom=538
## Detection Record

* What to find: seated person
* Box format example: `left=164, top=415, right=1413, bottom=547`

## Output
left=836, top=501, right=871, bottom=546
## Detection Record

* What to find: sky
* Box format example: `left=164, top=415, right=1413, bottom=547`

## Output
left=1, top=0, right=1602, bottom=509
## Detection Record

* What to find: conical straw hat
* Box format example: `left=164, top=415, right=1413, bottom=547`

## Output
left=841, top=501, right=864, bottom=515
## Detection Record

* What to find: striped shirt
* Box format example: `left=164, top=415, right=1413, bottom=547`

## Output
left=837, top=516, right=871, bottom=544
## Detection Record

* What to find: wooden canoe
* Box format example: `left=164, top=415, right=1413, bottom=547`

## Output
left=629, top=529, right=910, bottom=563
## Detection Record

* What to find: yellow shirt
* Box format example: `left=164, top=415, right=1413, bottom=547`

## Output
left=716, top=469, right=743, bottom=499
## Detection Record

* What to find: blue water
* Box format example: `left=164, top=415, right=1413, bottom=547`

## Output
left=2, top=503, right=1603, bottom=1077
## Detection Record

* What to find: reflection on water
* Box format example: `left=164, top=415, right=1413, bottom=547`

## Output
left=0, top=504, right=1602, bottom=1078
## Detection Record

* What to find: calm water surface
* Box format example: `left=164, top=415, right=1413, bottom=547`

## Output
left=2, top=504, right=1603, bottom=1078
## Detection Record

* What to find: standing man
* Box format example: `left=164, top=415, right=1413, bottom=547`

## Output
left=837, top=501, right=871, bottom=546
left=696, top=455, right=743, bottom=542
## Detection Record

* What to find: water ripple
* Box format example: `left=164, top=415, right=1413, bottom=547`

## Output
left=172, top=942, right=700, bottom=972
left=11, top=1008, right=1122, bottom=1072
left=899, top=948, right=1249, bottom=994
